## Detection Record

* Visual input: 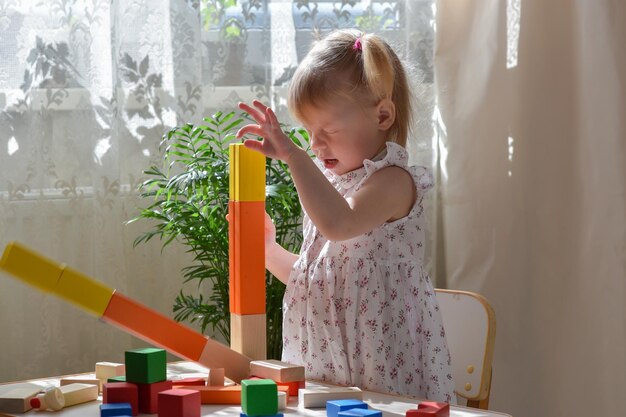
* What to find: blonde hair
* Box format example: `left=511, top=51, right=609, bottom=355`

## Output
left=288, top=29, right=413, bottom=147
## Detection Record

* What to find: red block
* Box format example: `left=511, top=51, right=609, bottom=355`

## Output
left=158, top=389, right=201, bottom=417
left=249, top=375, right=304, bottom=396
left=406, top=401, right=450, bottom=417
left=103, top=382, right=139, bottom=416
left=137, top=380, right=173, bottom=414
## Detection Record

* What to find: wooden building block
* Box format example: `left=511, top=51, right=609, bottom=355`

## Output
left=405, top=401, right=450, bottom=417
left=102, top=291, right=252, bottom=383
left=242, top=379, right=278, bottom=417
left=228, top=200, right=266, bottom=315
left=108, top=376, right=126, bottom=383
left=60, top=376, right=102, bottom=392
left=0, top=241, right=63, bottom=293
left=327, top=399, right=369, bottom=417
left=298, top=387, right=362, bottom=408
left=59, top=383, right=98, bottom=406
left=102, top=382, right=139, bottom=416
left=100, top=402, right=133, bottom=417
left=125, top=348, right=166, bottom=384
left=208, top=368, right=224, bottom=386
left=249, top=376, right=304, bottom=396
left=185, top=385, right=242, bottom=405
left=230, top=313, right=267, bottom=360
left=137, top=380, right=173, bottom=414
left=277, top=391, right=287, bottom=410
left=96, top=362, right=126, bottom=380
left=55, top=266, right=115, bottom=316
left=229, top=143, right=266, bottom=202
left=0, top=242, right=252, bottom=383
left=181, top=385, right=288, bottom=405
left=102, top=292, right=206, bottom=363
left=158, top=389, right=201, bottom=417
left=0, top=386, right=41, bottom=413
left=241, top=413, right=283, bottom=417
left=249, top=359, right=305, bottom=383
left=339, top=409, right=382, bottom=417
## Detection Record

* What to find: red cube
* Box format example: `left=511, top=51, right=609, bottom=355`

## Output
left=406, top=401, right=450, bottom=417
left=137, top=380, right=173, bottom=414
left=158, top=389, right=201, bottom=417
left=103, top=382, right=139, bottom=416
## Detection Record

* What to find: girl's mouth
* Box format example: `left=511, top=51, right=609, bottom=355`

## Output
left=323, top=159, right=338, bottom=169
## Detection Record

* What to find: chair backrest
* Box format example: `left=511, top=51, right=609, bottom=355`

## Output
left=435, top=289, right=496, bottom=408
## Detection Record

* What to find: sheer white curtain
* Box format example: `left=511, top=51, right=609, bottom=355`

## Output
left=435, top=0, right=626, bottom=416
left=0, top=0, right=438, bottom=383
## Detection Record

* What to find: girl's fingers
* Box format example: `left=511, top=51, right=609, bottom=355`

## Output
left=252, top=100, right=267, bottom=110
left=265, top=107, right=274, bottom=128
left=236, top=125, right=264, bottom=139
left=238, top=102, right=265, bottom=122
left=243, top=139, right=264, bottom=153
left=266, top=107, right=280, bottom=126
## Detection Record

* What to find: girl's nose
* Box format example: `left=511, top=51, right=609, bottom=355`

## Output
left=310, top=133, right=327, bottom=151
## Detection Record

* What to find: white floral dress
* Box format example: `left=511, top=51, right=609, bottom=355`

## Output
left=281, top=142, right=455, bottom=403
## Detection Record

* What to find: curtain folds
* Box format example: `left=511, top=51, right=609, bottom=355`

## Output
left=435, top=1, right=626, bottom=416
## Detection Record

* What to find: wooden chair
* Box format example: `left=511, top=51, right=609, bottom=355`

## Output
left=435, top=289, right=496, bottom=409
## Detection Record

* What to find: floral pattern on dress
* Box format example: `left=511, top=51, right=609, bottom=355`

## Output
left=282, top=142, right=455, bottom=403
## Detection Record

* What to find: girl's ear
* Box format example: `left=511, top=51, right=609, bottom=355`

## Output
left=376, top=98, right=396, bottom=131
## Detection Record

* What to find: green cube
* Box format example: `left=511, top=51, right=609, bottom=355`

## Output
left=241, top=379, right=278, bottom=417
left=125, top=348, right=166, bottom=384
left=107, top=375, right=126, bottom=383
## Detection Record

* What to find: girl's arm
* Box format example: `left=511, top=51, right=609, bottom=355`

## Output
left=237, top=101, right=414, bottom=242
left=262, top=212, right=299, bottom=284
left=286, top=148, right=414, bottom=241
left=266, top=242, right=299, bottom=285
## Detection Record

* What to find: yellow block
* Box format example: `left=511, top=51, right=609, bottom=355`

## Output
left=0, top=242, right=64, bottom=293
left=55, top=266, right=115, bottom=317
left=229, top=143, right=266, bottom=201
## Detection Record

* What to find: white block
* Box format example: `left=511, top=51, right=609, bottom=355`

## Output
left=298, top=387, right=363, bottom=408
left=59, top=383, right=98, bottom=406
left=278, top=391, right=287, bottom=410
left=249, top=359, right=305, bottom=383
left=95, top=362, right=125, bottom=380
left=0, top=386, right=41, bottom=413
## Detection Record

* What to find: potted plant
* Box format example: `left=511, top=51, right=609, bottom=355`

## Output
left=130, top=110, right=310, bottom=359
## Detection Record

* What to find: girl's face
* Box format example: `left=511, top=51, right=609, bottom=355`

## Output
left=299, top=101, right=389, bottom=175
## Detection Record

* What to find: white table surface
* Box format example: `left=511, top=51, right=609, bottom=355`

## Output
left=0, top=362, right=511, bottom=417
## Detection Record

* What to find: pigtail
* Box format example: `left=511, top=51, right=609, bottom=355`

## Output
left=359, top=34, right=395, bottom=101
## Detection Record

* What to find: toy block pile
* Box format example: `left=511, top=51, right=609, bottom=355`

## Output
left=100, top=347, right=222, bottom=417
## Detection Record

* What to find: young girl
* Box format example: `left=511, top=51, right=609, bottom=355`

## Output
left=236, top=29, right=455, bottom=403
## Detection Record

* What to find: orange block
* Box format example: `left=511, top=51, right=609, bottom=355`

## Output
left=102, top=291, right=206, bottom=362
left=185, top=385, right=242, bottom=405
left=249, top=376, right=304, bottom=396
left=229, top=200, right=266, bottom=315
left=183, top=385, right=288, bottom=405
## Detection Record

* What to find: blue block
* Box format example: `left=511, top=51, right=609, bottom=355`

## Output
left=338, top=408, right=382, bottom=417
left=100, top=402, right=133, bottom=417
left=327, top=400, right=368, bottom=417
left=241, top=413, right=284, bottom=417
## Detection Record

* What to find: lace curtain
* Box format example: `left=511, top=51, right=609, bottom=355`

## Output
left=0, top=0, right=437, bottom=383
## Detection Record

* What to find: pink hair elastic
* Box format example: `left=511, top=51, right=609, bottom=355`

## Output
left=353, top=37, right=362, bottom=51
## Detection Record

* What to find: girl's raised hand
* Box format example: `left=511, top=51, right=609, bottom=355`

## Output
left=236, top=100, right=299, bottom=162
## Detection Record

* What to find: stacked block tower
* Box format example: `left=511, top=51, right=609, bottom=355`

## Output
left=229, top=143, right=267, bottom=360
